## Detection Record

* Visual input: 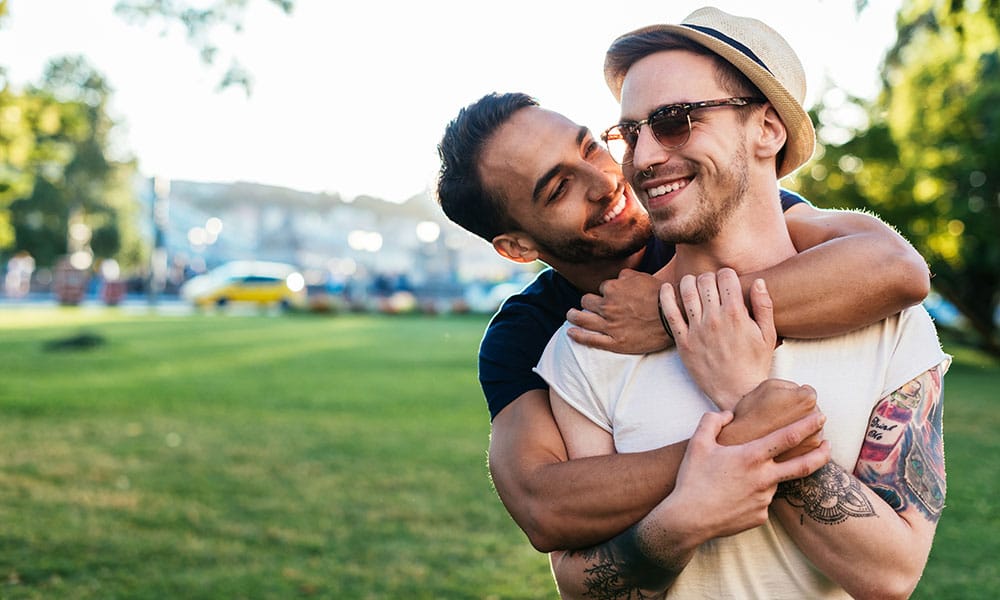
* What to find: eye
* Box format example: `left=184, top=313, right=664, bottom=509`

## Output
left=584, top=139, right=600, bottom=157
left=547, top=179, right=568, bottom=205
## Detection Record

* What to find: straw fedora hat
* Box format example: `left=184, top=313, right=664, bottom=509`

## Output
left=605, top=7, right=816, bottom=178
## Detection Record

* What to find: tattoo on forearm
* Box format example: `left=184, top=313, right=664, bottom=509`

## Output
left=564, top=528, right=673, bottom=600
left=776, top=462, right=877, bottom=525
left=855, top=364, right=947, bottom=521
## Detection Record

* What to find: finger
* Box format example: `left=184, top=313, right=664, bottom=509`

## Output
left=566, top=327, right=616, bottom=350
left=659, top=283, right=688, bottom=341
left=691, top=410, right=734, bottom=445
left=697, top=271, right=720, bottom=312
left=566, top=308, right=609, bottom=333
left=774, top=440, right=831, bottom=482
left=753, top=411, right=827, bottom=461
left=716, top=268, right=746, bottom=316
left=678, top=274, right=701, bottom=323
left=750, top=278, right=777, bottom=348
left=579, top=293, right=603, bottom=315
left=775, top=430, right=825, bottom=462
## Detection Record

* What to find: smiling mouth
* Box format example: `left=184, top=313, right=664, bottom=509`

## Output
left=647, top=178, right=689, bottom=200
left=600, top=194, right=627, bottom=224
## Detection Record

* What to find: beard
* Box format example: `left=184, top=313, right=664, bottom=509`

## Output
left=533, top=214, right=652, bottom=265
left=650, top=142, right=751, bottom=245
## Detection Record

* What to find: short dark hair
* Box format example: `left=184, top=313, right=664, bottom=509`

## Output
left=605, top=31, right=762, bottom=120
left=436, top=92, right=538, bottom=242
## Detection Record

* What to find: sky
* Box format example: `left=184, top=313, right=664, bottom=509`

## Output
left=0, top=0, right=903, bottom=204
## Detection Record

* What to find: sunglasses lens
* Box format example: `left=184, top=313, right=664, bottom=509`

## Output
left=604, top=129, right=633, bottom=164
left=649, top=112, right=690, bottom=149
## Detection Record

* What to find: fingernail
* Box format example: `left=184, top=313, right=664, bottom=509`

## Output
left=755, top=279, right=766, bottom=292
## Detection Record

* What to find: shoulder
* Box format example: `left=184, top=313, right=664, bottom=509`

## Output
left=482, top=269, right=581, bottom=345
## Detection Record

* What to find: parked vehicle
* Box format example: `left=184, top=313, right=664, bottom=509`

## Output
left=179, top=261, right=306, bottom=309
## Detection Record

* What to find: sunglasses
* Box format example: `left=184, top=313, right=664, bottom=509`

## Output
left=601, top=97, right=766, bottom=165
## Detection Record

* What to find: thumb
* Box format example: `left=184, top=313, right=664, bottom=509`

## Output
left=692, top=410, right=734, bottom=444
left=751, top=278, right=776, bottom=348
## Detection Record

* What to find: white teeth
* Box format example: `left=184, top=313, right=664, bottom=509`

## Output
left=602, top=195, right=626, bottom=223
left=647, top=180, right=687, bottom=199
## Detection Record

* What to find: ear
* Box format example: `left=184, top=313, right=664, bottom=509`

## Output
left=492, top=233, right=540, bottom=264
left=754, top=105, right=788, bottom=162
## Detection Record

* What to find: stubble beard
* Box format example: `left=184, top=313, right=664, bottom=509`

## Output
left=535, top=215, right=653, bottom=265
left=651, top=144, right=751, bottom=245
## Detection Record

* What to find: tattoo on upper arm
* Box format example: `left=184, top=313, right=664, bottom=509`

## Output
left=776, top=364, right=947, bottom=526
left=775, top=462, right=877, bottom=525
left=854, top=364, right=947, bottom=521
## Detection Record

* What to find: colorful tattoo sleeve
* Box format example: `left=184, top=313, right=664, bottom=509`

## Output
left=776, top=362, right=947, bottom=525
left=854, top=363, right=947, bottom=521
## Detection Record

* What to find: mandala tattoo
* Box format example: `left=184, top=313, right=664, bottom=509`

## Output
left=776, top=463, right=877, bottom=525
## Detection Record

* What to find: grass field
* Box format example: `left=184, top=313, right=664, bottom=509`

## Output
left=0, top=308, right=997, bottom=599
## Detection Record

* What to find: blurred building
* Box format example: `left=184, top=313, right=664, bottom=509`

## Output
left=139, top=178, right=537, bottom=304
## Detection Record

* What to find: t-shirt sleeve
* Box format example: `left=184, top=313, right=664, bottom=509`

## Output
left=534, top=325, right=614, bottom=434
left=478, top=307, right=552, bottom=421
left=881, top=306, right=951, bottom=398
left=779, top=187, right=811, bottom=211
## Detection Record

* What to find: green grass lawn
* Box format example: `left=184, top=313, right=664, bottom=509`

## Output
left=0, top=308, right=997, bottom=599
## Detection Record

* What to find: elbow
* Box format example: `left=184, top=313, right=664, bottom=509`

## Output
left=886, top=243, right=931, bottom=308
left=848, top=559, right=926, bottom=600
left=519, top=503, right=565, bottom=553
left=852, top=577, right=920, bottom=600
left=491, top=474, right=566, bottom=552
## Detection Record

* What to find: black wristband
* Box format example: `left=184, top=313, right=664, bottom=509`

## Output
left=657, top=294, right=675, bottom=342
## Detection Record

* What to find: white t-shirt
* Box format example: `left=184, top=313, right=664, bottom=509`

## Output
left=535, top=306, right=948, bottom=599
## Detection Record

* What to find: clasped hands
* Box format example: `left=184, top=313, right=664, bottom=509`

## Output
left=567, top=267, right=825, bottom=461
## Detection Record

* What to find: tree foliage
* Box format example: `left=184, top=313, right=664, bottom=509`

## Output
left=1, top=57, right=142, bottom=269
left=792, top=0, right=1000, bottom=354
left=113, top=0, right=294, bottom=95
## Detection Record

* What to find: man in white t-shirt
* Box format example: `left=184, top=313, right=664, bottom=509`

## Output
left=536, top=7, right=949, bottom=599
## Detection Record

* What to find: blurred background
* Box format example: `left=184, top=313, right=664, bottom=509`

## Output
left=1, top=2, right=998, bottom=598
left=0, top=0, right=996, bottom=352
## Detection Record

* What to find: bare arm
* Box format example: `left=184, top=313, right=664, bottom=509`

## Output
left=548, top=405, right=830, bottom=599
left=566, top=204, right=929, bottom=353
left=488, top=388, right=681, bottom=552
left=771, top=364, right=947, bottom=600
left=489, top=382, right=823, bottom=552
left=756, top=203, right=930, bottom=338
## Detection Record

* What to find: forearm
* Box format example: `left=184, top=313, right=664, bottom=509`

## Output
left=551, top=498, right=699, bottom=599
left=764, top=207, right=929, bottom=338
left=489, top=390, right=686, bottom=551
left=504, top=380, right=820, bottom=551
left=496, top=444, right=686, bottom=552
left=772, top=461, right=933, bottom=599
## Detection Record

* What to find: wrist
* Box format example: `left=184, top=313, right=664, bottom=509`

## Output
left=638, top=497, right=703, bottom=571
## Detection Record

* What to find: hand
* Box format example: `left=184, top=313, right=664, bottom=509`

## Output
left=566, top=269, right=671, bottom=354
left=660, top=269, right=777, bottom=410
left=720, top=379, right=826, bottom=462
left=655, top=410, right=831, bottom=542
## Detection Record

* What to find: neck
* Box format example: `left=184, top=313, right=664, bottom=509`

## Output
left=669, top=182, right=796, bottom=283
left=550, top=247, right=647, bottom=294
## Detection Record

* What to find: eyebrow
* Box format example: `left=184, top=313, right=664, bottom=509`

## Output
left=532, top=126, right=589, bottom=204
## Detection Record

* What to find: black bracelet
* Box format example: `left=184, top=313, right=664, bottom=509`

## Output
left=657, top=294, right=675, bottom=342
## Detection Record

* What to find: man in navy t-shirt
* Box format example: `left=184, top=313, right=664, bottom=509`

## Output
left=480, top=192, right=804, bottom=421
left=436, top=92, right=929, bottom=552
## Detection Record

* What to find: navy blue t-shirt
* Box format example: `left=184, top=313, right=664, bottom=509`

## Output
left=478, top=189, right=807, bottom=420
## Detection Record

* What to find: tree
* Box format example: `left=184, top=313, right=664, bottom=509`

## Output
left=792, top=0, right=1000, bottom=354
left=4, top=56, right=141, bottom=270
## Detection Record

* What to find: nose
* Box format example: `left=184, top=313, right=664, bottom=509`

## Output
left=584, top=162, right=619, bottom=204
left=630, top=124, right=671, bottom=174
